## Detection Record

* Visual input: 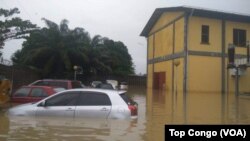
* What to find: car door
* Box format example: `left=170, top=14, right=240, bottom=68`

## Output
left=75, top=92, right=112, bottom=118
left=36, top=91, right=80, bottom=117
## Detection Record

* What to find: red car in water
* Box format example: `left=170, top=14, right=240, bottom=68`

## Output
left=28, top=79, right=84, bottom=89
left=11, top=86, right=65, bottom=103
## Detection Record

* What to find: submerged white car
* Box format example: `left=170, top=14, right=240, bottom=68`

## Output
left=7, top=89, right=138, bottom=119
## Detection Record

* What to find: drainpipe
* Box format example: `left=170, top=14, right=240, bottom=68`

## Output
left=183, top=8, right=194, bottom=123
left=184, top=8, right=194, bottom=94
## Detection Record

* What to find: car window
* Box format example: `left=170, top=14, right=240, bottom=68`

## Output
left=77, top=92, right=111, bottom=106
left=30, top=88, right=48, bottom=97
left=14, top=87, right=31, bottom=97
left=120, top=93, right=136, bottom=105
left=45, top=92, right=79, bottom=106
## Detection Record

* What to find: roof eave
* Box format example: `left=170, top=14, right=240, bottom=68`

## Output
left=140, top=6, right=250, bottom=37
left=140, top=7, right=191, bottom=37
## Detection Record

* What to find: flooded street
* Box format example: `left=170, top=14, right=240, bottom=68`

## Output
left=1, top=87, right=250, bottom=141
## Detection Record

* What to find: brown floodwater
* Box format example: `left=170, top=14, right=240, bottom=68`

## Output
left=1, top=87, right=250, bottom=141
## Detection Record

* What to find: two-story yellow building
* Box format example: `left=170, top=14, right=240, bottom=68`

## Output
left=141, top=6, right=250, bottom=94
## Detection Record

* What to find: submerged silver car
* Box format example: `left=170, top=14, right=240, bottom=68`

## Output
left=7, top=89, right=138, bottom=119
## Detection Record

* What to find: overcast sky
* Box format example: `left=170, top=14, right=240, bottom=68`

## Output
left=1, top=0, right=250, bottom=74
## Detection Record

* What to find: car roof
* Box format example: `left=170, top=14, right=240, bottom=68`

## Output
left=21, top=85, right=55, bottom=89
left=60, top=88, right=126, bottom=95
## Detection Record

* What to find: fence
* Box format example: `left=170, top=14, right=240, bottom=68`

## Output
left=0, top=64, right=146, bottom=93
left=0, top=64, right=40, bottom=92
left=76, top=74, right=146, bottom=87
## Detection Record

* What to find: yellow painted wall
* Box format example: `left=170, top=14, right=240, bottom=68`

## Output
left=147, top=64, right=153, bottom=89
left=148, top=35, right=154, bottom=59
left=149, top=12, right=184, bottom=35
left=175, top=18, right=185, bottom=53
left=151, top=16, right=185, bottom=58
left=154, top=25, right=173, bottom=57
left=187, top=16, right=223, bottom=93
left=154, top=61, right=173, bottom=92
left=188, top=56, right=222, bottom=93
left=146, top=13, right=185, bottom=90
left=225, top=21, right=250, bottom=55
left=188, top=17, right=222, bottom=52
left=188, top=17, right=250, bottom=93
left=173, top=59, right=184, bottom=93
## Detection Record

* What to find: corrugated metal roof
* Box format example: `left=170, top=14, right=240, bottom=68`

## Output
left=140, top=6, right=250, bottom=37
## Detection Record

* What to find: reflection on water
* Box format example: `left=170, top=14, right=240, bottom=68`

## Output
left=1, top=88, right=250, bottom=141
left=4, top=117, right=141, bottom=141
left=146, top=89, right=250, bottom=141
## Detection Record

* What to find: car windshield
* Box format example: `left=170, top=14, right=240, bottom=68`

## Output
left=119, top=93, right=136, bottom=105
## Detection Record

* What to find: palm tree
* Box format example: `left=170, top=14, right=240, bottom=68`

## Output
left=12, top=19, right=90, bottom=78
left=12, top=18, right=135, bottom=78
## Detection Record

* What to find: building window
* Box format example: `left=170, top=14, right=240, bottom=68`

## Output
left=201, top=25, right=209, bottom=44
left=233, top=29, right=246, bottom=47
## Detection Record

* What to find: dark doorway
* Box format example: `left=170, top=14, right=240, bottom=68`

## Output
left=153, top=72, right=166, bottom=89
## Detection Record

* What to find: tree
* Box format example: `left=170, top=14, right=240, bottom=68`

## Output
left=99, top=38, right=134, bottom=75
left=12, top=18, right=134, bottom=78
left=85, top=36, right=134, bottom=75
left=0, top=8, right=36, bottom=57
left=12, top=18, right=90, bottom=78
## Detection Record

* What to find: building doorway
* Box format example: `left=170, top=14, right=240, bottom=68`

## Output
left=153, top=72, right=166, bottom=89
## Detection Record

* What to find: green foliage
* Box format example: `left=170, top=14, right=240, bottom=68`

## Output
left=11, top=18, right=134, bottom=78
left=0, top=8, right=36, bottom=50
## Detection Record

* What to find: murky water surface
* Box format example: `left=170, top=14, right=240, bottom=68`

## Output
left=1, top=87, right=250, bottom=141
